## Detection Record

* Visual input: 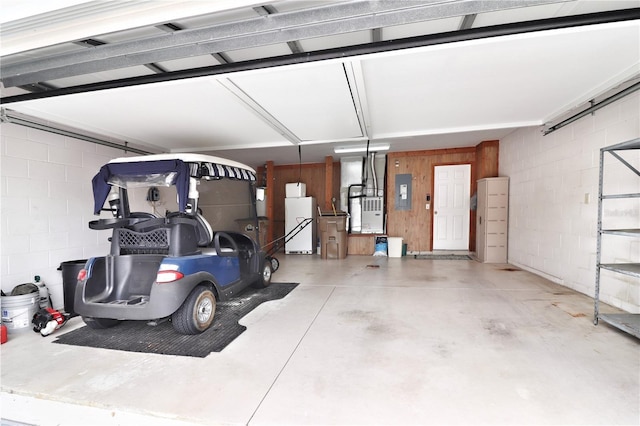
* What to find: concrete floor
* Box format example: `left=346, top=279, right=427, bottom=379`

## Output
left=1, top=254, right=638, bottom=426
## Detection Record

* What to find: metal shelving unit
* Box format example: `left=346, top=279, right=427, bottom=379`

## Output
left=594, top=138, right=640, bottom=338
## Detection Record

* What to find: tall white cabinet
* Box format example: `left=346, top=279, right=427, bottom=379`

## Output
left=476, top=177, right=509, bottom=263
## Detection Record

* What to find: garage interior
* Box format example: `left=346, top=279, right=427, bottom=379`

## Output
left=1, top=1, right=639, bottom=425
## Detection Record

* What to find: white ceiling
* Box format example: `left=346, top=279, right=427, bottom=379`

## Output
left=1, top=1, right=639, bottom=168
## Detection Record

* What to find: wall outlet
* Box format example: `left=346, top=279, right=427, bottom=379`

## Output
left=584, top=193, right=590, bottom=204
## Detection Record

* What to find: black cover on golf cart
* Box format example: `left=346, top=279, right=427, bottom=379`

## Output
left=92, top=158, right=257, bottom=215
left=92, top=159, right=191, bottom=214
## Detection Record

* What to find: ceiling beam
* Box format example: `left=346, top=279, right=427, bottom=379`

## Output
left=72, top=36, right=171, bottom=75
left=343, top=61, right=371, bottom=140
left=17, top=82, right=57, bottom=93
left=459, top=14, right=477, bottom=30
left=372, top=28, right=383, bottom=43
left=286, top=40, right=304, bottom=55
left=0, top=0, right=571, bottom=88
left=144, top=63, right=169, bottom=74
left=3, top=8, right=638, bottom=105
left=148, top=22, right=185, bottom=72
left=72, top=38, right=106, bottom=48
left=253, top=5, right=304, bottom=55
left=155, top=23, right=183, bottom=33
left=211, top=52, right=232, bottom=65
left=217, top=78, right=302, bottom=145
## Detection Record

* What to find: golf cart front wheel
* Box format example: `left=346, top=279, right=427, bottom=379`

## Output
left=253, top=262, right=273, bottom=288
left=268, top=256, right=279, bottom=272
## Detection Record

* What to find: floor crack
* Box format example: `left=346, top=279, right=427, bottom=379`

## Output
left=247, top=286, right=336, bottom=425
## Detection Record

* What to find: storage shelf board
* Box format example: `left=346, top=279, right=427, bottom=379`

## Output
left=601, top=193, right=640, bottom=200
left=599, top=263, right=640, bottom=278
left=598, top=314, right=640, bottom=338
left=601, top=229, right=640, bottom=237
left=602, top=138, right=640, bottom=151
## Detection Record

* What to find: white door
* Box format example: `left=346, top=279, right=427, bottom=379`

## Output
left=433, top=164, right=471, bottom=250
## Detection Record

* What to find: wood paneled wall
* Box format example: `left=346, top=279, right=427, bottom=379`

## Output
left=470, top=140, right=500, bottom=250
left=475, top=140, right=500, bottom=180
left=386, top=147, right=478, bottom=253
left=347, top=234, right=376, bottom=255
left=260, top=142, right=499, bottom=255
left=257, top=158, right=340, bottom=249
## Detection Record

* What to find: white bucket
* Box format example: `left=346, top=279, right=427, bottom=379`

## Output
left=387, top=237, right=404, bottom=258
left=1, top=293, right=39, bottom=333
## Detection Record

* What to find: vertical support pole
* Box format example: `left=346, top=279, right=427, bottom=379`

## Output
left=266, top=160, right=275, bottom=246
left=325, top=156, right=333, bottom=211
left=594, top=148, right=605, bottom=325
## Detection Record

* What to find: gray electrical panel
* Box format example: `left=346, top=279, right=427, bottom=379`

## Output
left=395, top=174, right=412, bottom=210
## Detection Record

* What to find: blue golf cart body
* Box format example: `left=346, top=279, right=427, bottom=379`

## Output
left=74, top=153, right=272, bottom=334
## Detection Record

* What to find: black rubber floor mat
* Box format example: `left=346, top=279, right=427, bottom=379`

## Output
left=53, top=283, right=298, bottom=358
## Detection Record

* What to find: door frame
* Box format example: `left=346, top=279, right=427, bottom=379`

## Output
left=430, top=161, right=476, bottom=251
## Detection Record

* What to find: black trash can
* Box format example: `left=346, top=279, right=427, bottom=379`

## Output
left=58, top=260, right=87, bottom=318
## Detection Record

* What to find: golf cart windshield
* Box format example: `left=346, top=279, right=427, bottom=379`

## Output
left=108, top=172, right=177, bottom=189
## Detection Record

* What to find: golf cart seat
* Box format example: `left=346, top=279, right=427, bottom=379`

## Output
left=194, top=213, right=213, bottom=247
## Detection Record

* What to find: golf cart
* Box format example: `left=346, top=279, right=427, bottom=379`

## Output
left=74, top=153, right=272, bottom=334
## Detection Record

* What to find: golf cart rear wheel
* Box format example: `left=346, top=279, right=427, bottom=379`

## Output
left=172, top=285, right=216, bottom=335
left=253, top=262, right=273, bottom=288
left=83, top=316, right=121, bottom=329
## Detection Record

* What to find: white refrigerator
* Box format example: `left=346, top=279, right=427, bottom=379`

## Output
left=285, top=197, right=316, bottom=254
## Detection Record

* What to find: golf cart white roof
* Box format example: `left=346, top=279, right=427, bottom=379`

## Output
left=109, top=153, right=256, bottom=174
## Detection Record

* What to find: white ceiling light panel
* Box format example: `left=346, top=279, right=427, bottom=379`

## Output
left=334, top=143, right=390, bottom=153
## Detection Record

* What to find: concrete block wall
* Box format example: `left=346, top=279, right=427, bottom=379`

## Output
left=500, top=91, right=640, bottom=313
left=1, top=122, right=131, bottom=310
